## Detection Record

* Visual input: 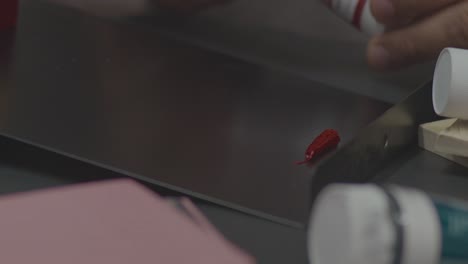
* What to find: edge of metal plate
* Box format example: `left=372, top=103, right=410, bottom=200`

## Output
left=309, top=81, right=439, bottom=209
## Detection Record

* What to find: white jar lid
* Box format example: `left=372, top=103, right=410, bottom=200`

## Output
left=307, top=184, right=441, bottom=264
left=433, top=48, right=468, bottom=119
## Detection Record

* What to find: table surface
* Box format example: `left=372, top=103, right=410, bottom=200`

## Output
left=0, top=1, right=462, bottom=264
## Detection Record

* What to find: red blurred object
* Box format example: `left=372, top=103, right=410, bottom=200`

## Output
left=296, top=129, right=341, bottom=165
left=0, top=0, right=18, bottom=31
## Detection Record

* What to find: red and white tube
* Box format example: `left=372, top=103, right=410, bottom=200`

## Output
left=324, top=0, right=384, bottom=35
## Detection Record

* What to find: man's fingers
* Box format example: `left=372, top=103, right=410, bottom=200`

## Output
left=371, top=0, right=460, bottom=25
left=367, top=1, right=468, bottom=70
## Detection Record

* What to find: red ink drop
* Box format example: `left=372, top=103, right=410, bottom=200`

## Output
left=296, top=129, right=341, bottom=165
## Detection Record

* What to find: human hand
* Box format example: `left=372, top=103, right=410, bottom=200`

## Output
left=367, top=0, right=468, bottom=70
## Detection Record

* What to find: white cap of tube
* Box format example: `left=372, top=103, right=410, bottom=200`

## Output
left=307, top=184, right=441, bottom=264
left=359, top=0, right=384, bottom=35
left=325, top=0, right=384, bottom=35
left=433, top=48, right=468, bottom=119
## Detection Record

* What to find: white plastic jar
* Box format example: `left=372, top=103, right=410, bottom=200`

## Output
left=308, top=183, right=468, bottom=264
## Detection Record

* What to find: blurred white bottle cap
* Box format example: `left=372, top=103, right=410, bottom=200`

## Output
left=433, top=48, right=468, bottom=119
left=308, top=184, right=394, bottom=264
left=307, top=184, right=441, bottom=264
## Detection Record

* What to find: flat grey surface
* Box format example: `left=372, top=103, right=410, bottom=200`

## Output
left=181, top=0, right=435, bottom=103
left=1, top=0, right=389, bottom=224
left=0, top=135, right=308, bottom=264
left=386, top=147, right=468, bottom=200
left=50, top=0, right=435, bottom=103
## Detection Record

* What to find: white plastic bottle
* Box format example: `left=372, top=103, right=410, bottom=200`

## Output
left=308, top=183, right=468, bottom=264
left=323, top=0, right=384, bottom=35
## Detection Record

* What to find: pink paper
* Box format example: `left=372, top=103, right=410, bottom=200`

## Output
left=0, top=179, right=255, bottom=264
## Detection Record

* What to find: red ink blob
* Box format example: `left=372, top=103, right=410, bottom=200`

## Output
left=296, top=129, right=341, bottom=165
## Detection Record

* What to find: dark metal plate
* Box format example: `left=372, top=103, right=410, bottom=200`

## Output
left=0, top=1, right=390, bottom=225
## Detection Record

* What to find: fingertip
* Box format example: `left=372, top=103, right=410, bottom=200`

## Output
left=367, top=38, right=392, bottom=70
left=370, top=0, right=395, bottom=24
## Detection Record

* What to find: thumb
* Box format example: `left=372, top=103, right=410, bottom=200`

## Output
left=367, top=1, right=468, bottom=70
